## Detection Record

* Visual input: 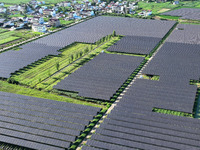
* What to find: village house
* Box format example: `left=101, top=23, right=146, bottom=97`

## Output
left=32, top=23, right=47, bottom=32
left=49, top=18, right=60, bottom=27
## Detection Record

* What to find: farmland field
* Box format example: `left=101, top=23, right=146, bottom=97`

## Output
left=0, top=28, right=7, bottom=33
left=0, top=30, right=42, bottom=48
left=0, top=31, right=21, bottom=45
left=12, top=43, right=91, bottom=87
left=138, top=1, right=178, bottom=14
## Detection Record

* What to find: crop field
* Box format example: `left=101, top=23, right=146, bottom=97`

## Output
left=0, top=31, right=21, bottom=45
left=138, top=1, right=178, bottom=14
left=0, top=28, right=7, bottom=33
left=0, top=30, right=41, bottom=49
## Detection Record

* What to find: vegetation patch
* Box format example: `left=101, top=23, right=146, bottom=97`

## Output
left=0, top=31, right=21, bottom=45
left=0, top=80, right=104, bottom=108
left=140, top=74, right=160, bottom=81
left=12, top=43, right=91, bottom=87
left=157, top=8, right=170, bottom=13
left=153, top=107, right=193, bottom=118
left=157, top=15, right=180, bottom=20
left=105, top=50, right=146, bottom=57
left=69, top=108, right=108, bottom=150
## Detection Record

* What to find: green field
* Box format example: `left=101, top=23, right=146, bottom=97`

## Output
left=37, top=36, right=121, bottom=90
left=12, top=34, right=119, bottom=90
left=13, top=43, right=91, bottom=87
left=0, top=80, right=104, bottom=108
left=0, top=30, right=42, bottom=47
left=138, top=1, right=200, bottom=16
left=0, top=31, right=21, bottom=45
left=158, top=15, right=180, bottom=20
left=60, top=19, right=74, bottom=25
left=138, top=1, right=178, bottom=14
left=0, top=28, right=7, bottom=33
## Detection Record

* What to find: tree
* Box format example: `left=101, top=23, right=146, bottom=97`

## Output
left=75, top=52, right=79, bottom=59
left=84, top=47, right=89, bottom=54
left=70, top=54, right=74, bottom=61
left=113, top=30, right=116, bottom=37
left=80, top=51, right=83, bottom=57
left=48, top=69, right=51, bottom=76
left=90, top=44, right=93, bottom=51
left=56, top=62, right=60, bottom=71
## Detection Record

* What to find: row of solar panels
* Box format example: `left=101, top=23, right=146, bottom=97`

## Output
left=167, top=24, right=200, bottom=45
left=0, top=16, right=175, bottom=78
left=0, top=91, right=101, bottom=150
left=54, top=53, right=144, bottom=100
left=82, top=23, right=200, bottom=149
left=83, top=78, right=200, bottom=149
left=107, top=35, right=161, bottom=55
left=162, top=8, right=200, bottom=21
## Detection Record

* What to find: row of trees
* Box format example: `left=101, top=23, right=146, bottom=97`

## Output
left=96, top=30, right=116, bottom=46
left=54, top=31, right=117, bottom=74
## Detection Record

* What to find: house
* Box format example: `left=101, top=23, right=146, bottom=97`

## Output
left=173, top=1, right=179, bottom=5
left=32, top=23, right=47, bottom=32
left=11, top=17, right=20, bottom=22
left=32, top=16, right=40, bottom=23
left=15, top=22, right=25, bottom=29
left=0, top=3, right=4, bottom=7
left=32, top=17, right=44, bottom=24
left=58, top=1, right=71, bottom=7
left=0, top=18, right=5, bottom=26
left=138, top=10, right=152, bottom=17
left=3, top=21, right=14, bottom=28
left=9, top=5, right=19, bottom=11
left=68, top=12, right=74, bottom=19
left=49, top=18, right=60, bottom=27
left=43, top=9, right=53, bottom=16
left=29, top=0, right=37, bottom=5
left=0, top=7, right=6, bottom=13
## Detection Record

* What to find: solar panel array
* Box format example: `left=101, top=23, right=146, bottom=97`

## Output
left=141, top=24, right=200, bottom=113
left=162, top=8, right=200, bottom=20
left=84, top=90, right=200, bottom=149
left=0, top=91, right=101, bottom=150
left=83, top=24, right=200, bottom=149
left=167, top=24, right=200, bottom=45
left=0, top=16, right=175, bottom=78
left=54, top=53, right=144, bottom=100
left=107, top=36, right=161, bottom=54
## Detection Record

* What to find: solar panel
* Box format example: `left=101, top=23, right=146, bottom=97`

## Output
left=0, top=91, right=100, bottom=149
left=54, top=53, right=144, bottom=100
left=107, top=36, right=161, bottom=54
left=162, top=8, right=200, bottom=21
left=0, top=16, right=175, bottom=78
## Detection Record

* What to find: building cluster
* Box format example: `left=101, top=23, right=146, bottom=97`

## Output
left=102, top=1, right=138, bottom=14
left=0, top=0, right=143, bottom=32
left=0, top=0, right=97, bottom=32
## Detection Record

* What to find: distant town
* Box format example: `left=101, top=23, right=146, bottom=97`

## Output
left=0, top=0, right=144, bottom=32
